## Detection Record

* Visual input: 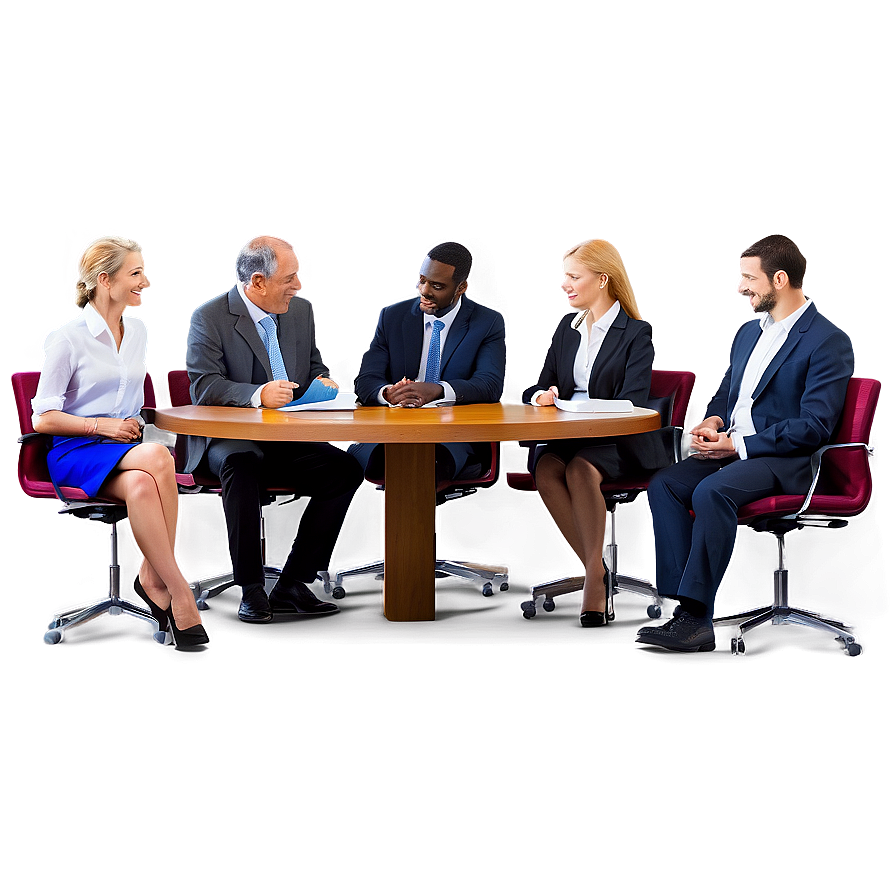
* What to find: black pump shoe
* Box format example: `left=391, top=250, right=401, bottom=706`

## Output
left=135, top=576, right=169, bottom=635
left=165, top=605, right=209, bottom=651
left=580, top=610, right=609, bottom=627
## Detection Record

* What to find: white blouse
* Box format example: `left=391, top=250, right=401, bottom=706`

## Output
left=31, top=302, right=148, bottom=427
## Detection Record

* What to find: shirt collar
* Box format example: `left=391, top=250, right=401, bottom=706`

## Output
left=425, top=295, right=462, bottom=328
left=571, top=300, right=620, bottom=333
left=239, top=283, right=274, bottom=325
left=83, top=301, right=119, bottom=345
left=759, top=298, right=812, bottom=333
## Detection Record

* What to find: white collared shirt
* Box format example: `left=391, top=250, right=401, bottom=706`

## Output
left=377, top=297, right=463, bottom=405
left=729, top=299, right=813, bottom=459
left=240, top=283, right=278, bottom=408
left=530, top=301, right=619, bottom=405
left=32, top=302, right=147, bottom=427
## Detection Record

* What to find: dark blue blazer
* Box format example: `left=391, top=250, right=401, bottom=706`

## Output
left=354, top=296, right=505, bottom=406
left=705, top=302, right=854, bottom=459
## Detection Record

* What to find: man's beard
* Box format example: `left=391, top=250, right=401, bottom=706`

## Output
left=752, top=290, right=776, bottom=313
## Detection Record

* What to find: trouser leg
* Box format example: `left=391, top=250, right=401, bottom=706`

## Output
left=648, top=456, right=727, bottom=602
left=206, top=439, right=266, bottom=586
left=266, top=442, right=364, bottom=583
left=685, top=459, right=797, bottom=615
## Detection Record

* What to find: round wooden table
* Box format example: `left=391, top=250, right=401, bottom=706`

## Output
left=154, top=403, right=660, bottom=621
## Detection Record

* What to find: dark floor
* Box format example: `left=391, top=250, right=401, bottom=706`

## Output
left=0, top=490, right=896, bottom=894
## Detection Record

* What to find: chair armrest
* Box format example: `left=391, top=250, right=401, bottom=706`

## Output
left=141, top=407, right=156, bottom=424
left=794, top=441, right=873, bottom=517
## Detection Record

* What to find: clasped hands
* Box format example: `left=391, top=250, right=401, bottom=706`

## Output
left=690, top=416, right=737, bottom=460
left=95, top=417, right=143, bottom=442
left=261, top=376, right=339, bottom=409
left=383, top=378, right=444, bottom=408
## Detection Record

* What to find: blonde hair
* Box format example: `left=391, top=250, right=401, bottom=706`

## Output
left=564, top=239, right=641, bottom=320
left=76, top=236, right=142, bottom=308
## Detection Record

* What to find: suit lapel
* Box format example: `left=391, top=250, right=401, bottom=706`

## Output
left=403, top=301, right=425, bottom=379
left=229, top=286, right=273, bottom=380
left=752, top=302, right=818, bottom=398
left=277, top=310, right=298, bottom=382
left=439, top=299, right=472, bottom=373
left=729, top=322, right=762, bottom=405
left=587, top=308, right=627, bottom=395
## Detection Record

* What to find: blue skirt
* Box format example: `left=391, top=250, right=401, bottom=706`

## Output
left=47, top=436, right=138, bottom=498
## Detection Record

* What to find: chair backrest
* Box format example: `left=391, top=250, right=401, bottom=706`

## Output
left=168, top=369, right=191, bottom=408
left=813, top=377, right=880, bottom=512
left=649, top=370, right=696, bottom=429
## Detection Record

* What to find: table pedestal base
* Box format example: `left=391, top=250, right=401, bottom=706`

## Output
left=384, top=443, right=436, bottom=621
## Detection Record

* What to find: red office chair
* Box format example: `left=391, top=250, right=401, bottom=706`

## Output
left=167, top=369, right=305, bottom=609
left=509, top=370, right=696, bottom=619
left=322, top=441, right=509, bottom=598
left=13, top=371, right=167, bottom=645
left=713, top=377, right=880, bottom=656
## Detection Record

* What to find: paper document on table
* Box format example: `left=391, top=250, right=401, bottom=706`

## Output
left=280, top=392, right=358, bottom=411
left=554, top=398, right=633, bottom=414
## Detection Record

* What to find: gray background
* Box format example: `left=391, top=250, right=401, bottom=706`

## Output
left=3, top=2, right=891, bottom=893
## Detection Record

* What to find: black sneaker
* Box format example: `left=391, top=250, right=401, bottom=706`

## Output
left=636, top=609, right=715, bottom=652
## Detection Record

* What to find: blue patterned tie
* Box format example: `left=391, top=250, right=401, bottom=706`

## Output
left=258, top=315, right=289, bottom=382
left=424, top=319, right=445, bottom=383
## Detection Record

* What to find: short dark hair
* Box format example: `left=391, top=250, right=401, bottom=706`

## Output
left=427, top=242, right=473, bottom=288
left=741, top=234, right=806, bottom=289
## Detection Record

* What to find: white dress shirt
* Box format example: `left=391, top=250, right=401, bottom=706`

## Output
left=32, top=302, right=147, bottom=427
left=378, top=296, right=463, bottom=405
left=239, top=284, right=279, bottom=408
left=728, top=300, right=813, bottom=459
left=530, top=301, right=620, bottom=405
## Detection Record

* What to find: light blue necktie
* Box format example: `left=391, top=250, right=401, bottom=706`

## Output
left=258, top=315, right=289, bottom=382
left=424, top=319, right=445, bottom=383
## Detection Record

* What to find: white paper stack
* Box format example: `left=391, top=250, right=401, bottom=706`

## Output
left=554, top=398, right=634, bottom=414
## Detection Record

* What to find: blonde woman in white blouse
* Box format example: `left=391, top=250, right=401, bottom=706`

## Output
left=32, top=237, right=208, bottom=649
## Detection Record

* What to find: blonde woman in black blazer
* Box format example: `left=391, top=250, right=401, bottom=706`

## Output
left=522, top=239, right=660, bottom=628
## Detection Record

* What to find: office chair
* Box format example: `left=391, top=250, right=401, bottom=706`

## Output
left=322, top=441, right=509, bottom=599
left=13, top=371, right=167, bottom=645
left=509, top=370, right=696, bottom=620
left=167, top=369, right=303, bottom=609
left=713, top=377, right=880, bottom=656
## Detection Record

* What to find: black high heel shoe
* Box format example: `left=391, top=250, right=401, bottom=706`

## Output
left=134, top=575, right=170, bottom=639
left=165, top=604, right=209, bottom=651
left=580, top=561, right=615, bottom=628
left=604, top=559, right=615, bottom=622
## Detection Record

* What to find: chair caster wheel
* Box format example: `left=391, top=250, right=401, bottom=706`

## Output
left=543, top=598, right=555, bottom=612
left=108, top=605, right=122, bottom=616
left=731, top=637, right=745, bottom=655
left=499, top=582, right=509, bottom=592
left=521, top=601, right=536, bottom=619
left=44, top=629, right=63, bottom=644
left=647, top=604, right=662, bottom=619
left=196, top=599, right=209, bottom=611
left=482, top=583, right=493, bottom=597
left=332, top=586, right=346, bottom=600
left=846, top=642, right=862, bottom=657
left=152, top=630, right=169, bottom=645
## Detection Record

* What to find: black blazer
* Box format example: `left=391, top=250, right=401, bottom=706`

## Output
left=523, top=307, right=653, bottom=404
left=522, top=307, right=669, bottom=472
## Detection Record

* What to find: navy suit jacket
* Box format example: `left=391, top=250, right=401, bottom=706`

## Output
left=354, top=296, right=505, bottom=406
left=522, top=308, right=653, bottom=405
left=705, top=302, right=854, bottom=460
left=183, top=285, right=329, bottom=473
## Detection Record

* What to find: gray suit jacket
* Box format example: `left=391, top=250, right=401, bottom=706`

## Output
left=183, top=285, right=328, bottom=473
